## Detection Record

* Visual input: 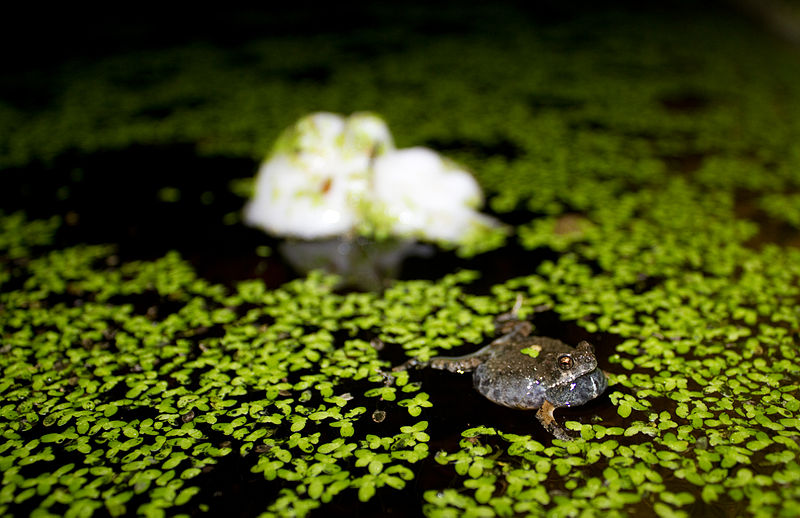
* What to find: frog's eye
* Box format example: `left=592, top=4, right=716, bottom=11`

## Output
left=558, top=355, right=573, bottom=370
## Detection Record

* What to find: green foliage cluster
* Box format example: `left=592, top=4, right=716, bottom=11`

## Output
left=0, top=223, right=508, bottom=516
left=0, top=212, right=60, bottom=260
left=450, top=230, right=800, bottom=517
left=4, top=184, right=800, bottom=516
left=423, top=167, right=800, bottom=516
left=3, top=2, right=800, bottom=517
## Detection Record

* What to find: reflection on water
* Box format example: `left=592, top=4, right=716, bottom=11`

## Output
left=280, top=237, right=434, bottom=291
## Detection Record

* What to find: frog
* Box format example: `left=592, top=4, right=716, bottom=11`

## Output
left=393, top=319, right=607, bottom=440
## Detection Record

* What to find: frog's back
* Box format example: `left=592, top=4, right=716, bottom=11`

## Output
left=473, top=336, right=568, bottom=410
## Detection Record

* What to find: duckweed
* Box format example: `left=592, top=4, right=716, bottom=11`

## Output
left=3, top=2, right=800, bottom=517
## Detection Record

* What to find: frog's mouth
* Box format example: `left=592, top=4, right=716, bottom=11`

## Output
left=548, top=368, right=608, bottom=408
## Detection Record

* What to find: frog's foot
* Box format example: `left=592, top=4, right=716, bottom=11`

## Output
left=501, top=293, right=524, bottom=319
left=494, top=295, right=535, bottom=338
left=490, top=320, right=533, bottom=349
left=384, top=358, right=429, bottom=386
left=536, top=400, right=573, bottom=441
left=494, top=294, right=524, bottom=331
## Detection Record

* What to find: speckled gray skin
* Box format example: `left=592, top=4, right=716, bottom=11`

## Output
left=395, top=321, right=608, bottom=440
left=472, top=335, right=606, bottom=410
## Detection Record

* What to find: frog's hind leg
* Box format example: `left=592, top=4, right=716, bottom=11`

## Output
left=392, top=357, right=428, bottom=372
left=394, top=318, right=530, bottom=375
left=392, top=343, right=493, bottom=374
left=536, top=400, right=572, bottom=441
left=434, top=313, right=533, bottom=372
left=429, top=354, right=485, bottom=373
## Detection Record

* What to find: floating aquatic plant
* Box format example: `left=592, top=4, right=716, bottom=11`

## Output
left=3, top=3, right=800, bottom=517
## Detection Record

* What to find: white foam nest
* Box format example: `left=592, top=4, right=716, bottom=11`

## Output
left=244, top=112, right=497, bottom=243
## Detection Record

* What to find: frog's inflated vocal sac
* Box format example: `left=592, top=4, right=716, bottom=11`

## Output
left=394, top=321, right=607, bottom=440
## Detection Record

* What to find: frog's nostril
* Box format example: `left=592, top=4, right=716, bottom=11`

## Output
left=558, top=355, right=573, bottom=370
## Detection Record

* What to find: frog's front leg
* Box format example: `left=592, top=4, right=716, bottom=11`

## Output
left=536, top=400, right=573, bottom=441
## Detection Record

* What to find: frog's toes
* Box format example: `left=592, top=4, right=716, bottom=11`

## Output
left=536, top=400, right=573, bottom=441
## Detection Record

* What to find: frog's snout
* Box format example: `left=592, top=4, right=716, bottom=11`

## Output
left=576, top=340, right=594, bottom=354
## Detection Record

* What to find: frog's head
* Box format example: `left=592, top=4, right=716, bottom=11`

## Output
left=541, top=341, right=607, bottom=407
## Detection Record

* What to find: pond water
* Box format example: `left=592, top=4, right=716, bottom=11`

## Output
left=3, top=2, right=800, bottom=517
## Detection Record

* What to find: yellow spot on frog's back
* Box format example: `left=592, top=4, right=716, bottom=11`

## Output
left=520, top=345, right=541, bottom=358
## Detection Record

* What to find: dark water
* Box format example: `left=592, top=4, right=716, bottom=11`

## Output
left=1, top=146, right=285, bottom=286
left=1, top=145, right=627, bottom=517
left=0, top=145, right=565, bottom=291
